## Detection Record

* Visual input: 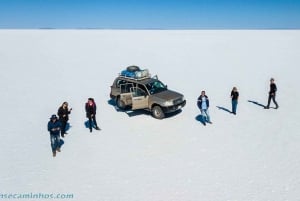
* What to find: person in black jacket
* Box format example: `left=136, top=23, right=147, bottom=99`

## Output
left=197, top=91, right=212, bottom=125
left=85, top=98, right=100, bottom=132
left=231, top=87, right=239, bottom=115
left=47, top=114, right=62, bottom=157
left=265, top=78, right=279, bottom=109
left=57, top=102, right=72, bottom=137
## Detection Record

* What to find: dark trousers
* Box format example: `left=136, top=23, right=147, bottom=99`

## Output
left=267, top=94, right=278, bottom=108
left=60, top=120, right=67, bottom=136
left=88, top=115, right=98, bottom=130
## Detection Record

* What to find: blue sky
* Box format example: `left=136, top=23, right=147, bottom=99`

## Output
left=0, top=0, right=299, bottom=29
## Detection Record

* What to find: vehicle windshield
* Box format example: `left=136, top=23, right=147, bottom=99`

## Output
left=146, top=80, right=167, bottom=94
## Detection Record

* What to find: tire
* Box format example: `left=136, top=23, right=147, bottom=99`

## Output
left=116, top=96, right=126, bottom=110
left=152, top=105, right=165, bottom=119
left=126, top=65, right=140, bottom=72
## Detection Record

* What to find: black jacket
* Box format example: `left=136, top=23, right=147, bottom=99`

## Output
left=231, top=91, right=239, bottom=101
left=269, top=83, right=277, bottom=95
left=85, top=102, right=97, bottom=118
left=197, top=95, right=209, bottom=110
left=58, top=107, right=70, bottom=122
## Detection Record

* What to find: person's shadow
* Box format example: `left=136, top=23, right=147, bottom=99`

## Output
left=84, top=120, right=96, bottom=129
left=195, top=115, right=206, bottom=126
left=65, top=122, right=71, bottom=132
left=59, top=139, right=64, bottom=148
left=216, top=106, right=232, bottom=114
left=248, top=100, right=266, bottom=108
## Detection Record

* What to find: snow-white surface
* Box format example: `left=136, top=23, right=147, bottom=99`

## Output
left=0, top=30, right=299, bottom=201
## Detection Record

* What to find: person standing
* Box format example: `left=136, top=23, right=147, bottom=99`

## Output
left=85, top=98, right=100, bottom=132
left=57, top=102, right=72, bottom=137
left=231, top=87, right=239, bottom=115
left=197, top=91, right=212, bottom=125
left=265, top=78, right=279, bottom=109
left=47, top=114, right=62, bottom=157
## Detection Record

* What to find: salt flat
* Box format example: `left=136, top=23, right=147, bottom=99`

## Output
left=0, top=30, right=299, bottom=201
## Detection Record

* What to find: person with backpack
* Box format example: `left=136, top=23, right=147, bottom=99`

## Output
left=47, top=114, right=62, bottom=157
left=57, top=101, right=72, bottom=137
left=85, top=98, right=100, bottom=132
left=231, top=87, right=239, bottom=115
left=265, top=78, right=279, bottom=109
left=197, top=91, right=212, bottom=125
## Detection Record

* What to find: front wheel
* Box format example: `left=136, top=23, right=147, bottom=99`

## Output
left=152, top=106, right=165, bottom=119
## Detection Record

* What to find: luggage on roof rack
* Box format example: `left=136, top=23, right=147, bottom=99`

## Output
left=120, top=68, right=150, bottom=80
left=126, top=66, right=140, bottom=72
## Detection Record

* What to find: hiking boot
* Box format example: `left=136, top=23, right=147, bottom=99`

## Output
left=52, top=151, right=56, bottom=157
left=56, top=147, right=61, bottom=152
left=95, top=127, right=101, bottom=130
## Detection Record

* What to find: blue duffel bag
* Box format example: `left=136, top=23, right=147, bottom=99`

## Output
left=120, top=70, right=136, bottom=78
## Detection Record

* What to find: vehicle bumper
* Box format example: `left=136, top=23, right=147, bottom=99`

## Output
left=163, top=100, right=186, bottom=113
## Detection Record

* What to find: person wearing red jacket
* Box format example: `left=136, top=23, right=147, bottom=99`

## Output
left=85, top=98, right=100, bottom=132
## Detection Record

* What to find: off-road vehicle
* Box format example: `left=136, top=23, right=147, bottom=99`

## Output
left=110, top=66, right=186, bottom=119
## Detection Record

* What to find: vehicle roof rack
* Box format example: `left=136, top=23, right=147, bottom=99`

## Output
left=118, top=75, right=151, bottom=81
left=119, top=69, right=151, bottom=81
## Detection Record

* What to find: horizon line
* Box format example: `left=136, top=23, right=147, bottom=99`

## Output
left=0, top=27, right=300, bottom=30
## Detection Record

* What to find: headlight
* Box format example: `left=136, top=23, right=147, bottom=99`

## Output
left=164, top=100, right=174, bottom=107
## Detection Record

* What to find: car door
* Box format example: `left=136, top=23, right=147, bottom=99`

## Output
left=130, top=87, right=148, bottom=110
left=120, top=83, right=134, bottom=105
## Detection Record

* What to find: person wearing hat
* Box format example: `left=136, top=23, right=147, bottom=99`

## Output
left=85, top=98, right=100, bottom=132
left=265, top=78, right=279, bottom=109
left=57, top=101, right=72, bottom=137
left=47, top=114, right=62, bottom=157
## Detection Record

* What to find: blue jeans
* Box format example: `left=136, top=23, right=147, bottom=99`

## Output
left=50, top=134, right=61, bottom=152
left=232, top=100, right=238, bottom=114
left=201, top=109, right=210, bottom=122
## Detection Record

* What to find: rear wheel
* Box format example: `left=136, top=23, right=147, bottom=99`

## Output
left=152, top=105, right=165, bottom=119
left=116, top=96, right=126, bottom=110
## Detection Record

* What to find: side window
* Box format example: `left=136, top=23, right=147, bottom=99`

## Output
left=138, top=84, right=148, bottom=95
left=116, top=79, right=127, bottom=88
left=131, top=87, right=147, bottom=97
left=120, top=82, right=133, bottom=93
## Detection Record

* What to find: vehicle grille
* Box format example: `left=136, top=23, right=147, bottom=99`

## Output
left=173, top=98, right=183, bottom=105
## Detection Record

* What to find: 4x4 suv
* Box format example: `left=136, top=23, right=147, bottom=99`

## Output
left=110, top=66, right=186, bottom=119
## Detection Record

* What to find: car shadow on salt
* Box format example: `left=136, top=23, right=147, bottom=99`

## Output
left=107, top=99, right=182, bottom=119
